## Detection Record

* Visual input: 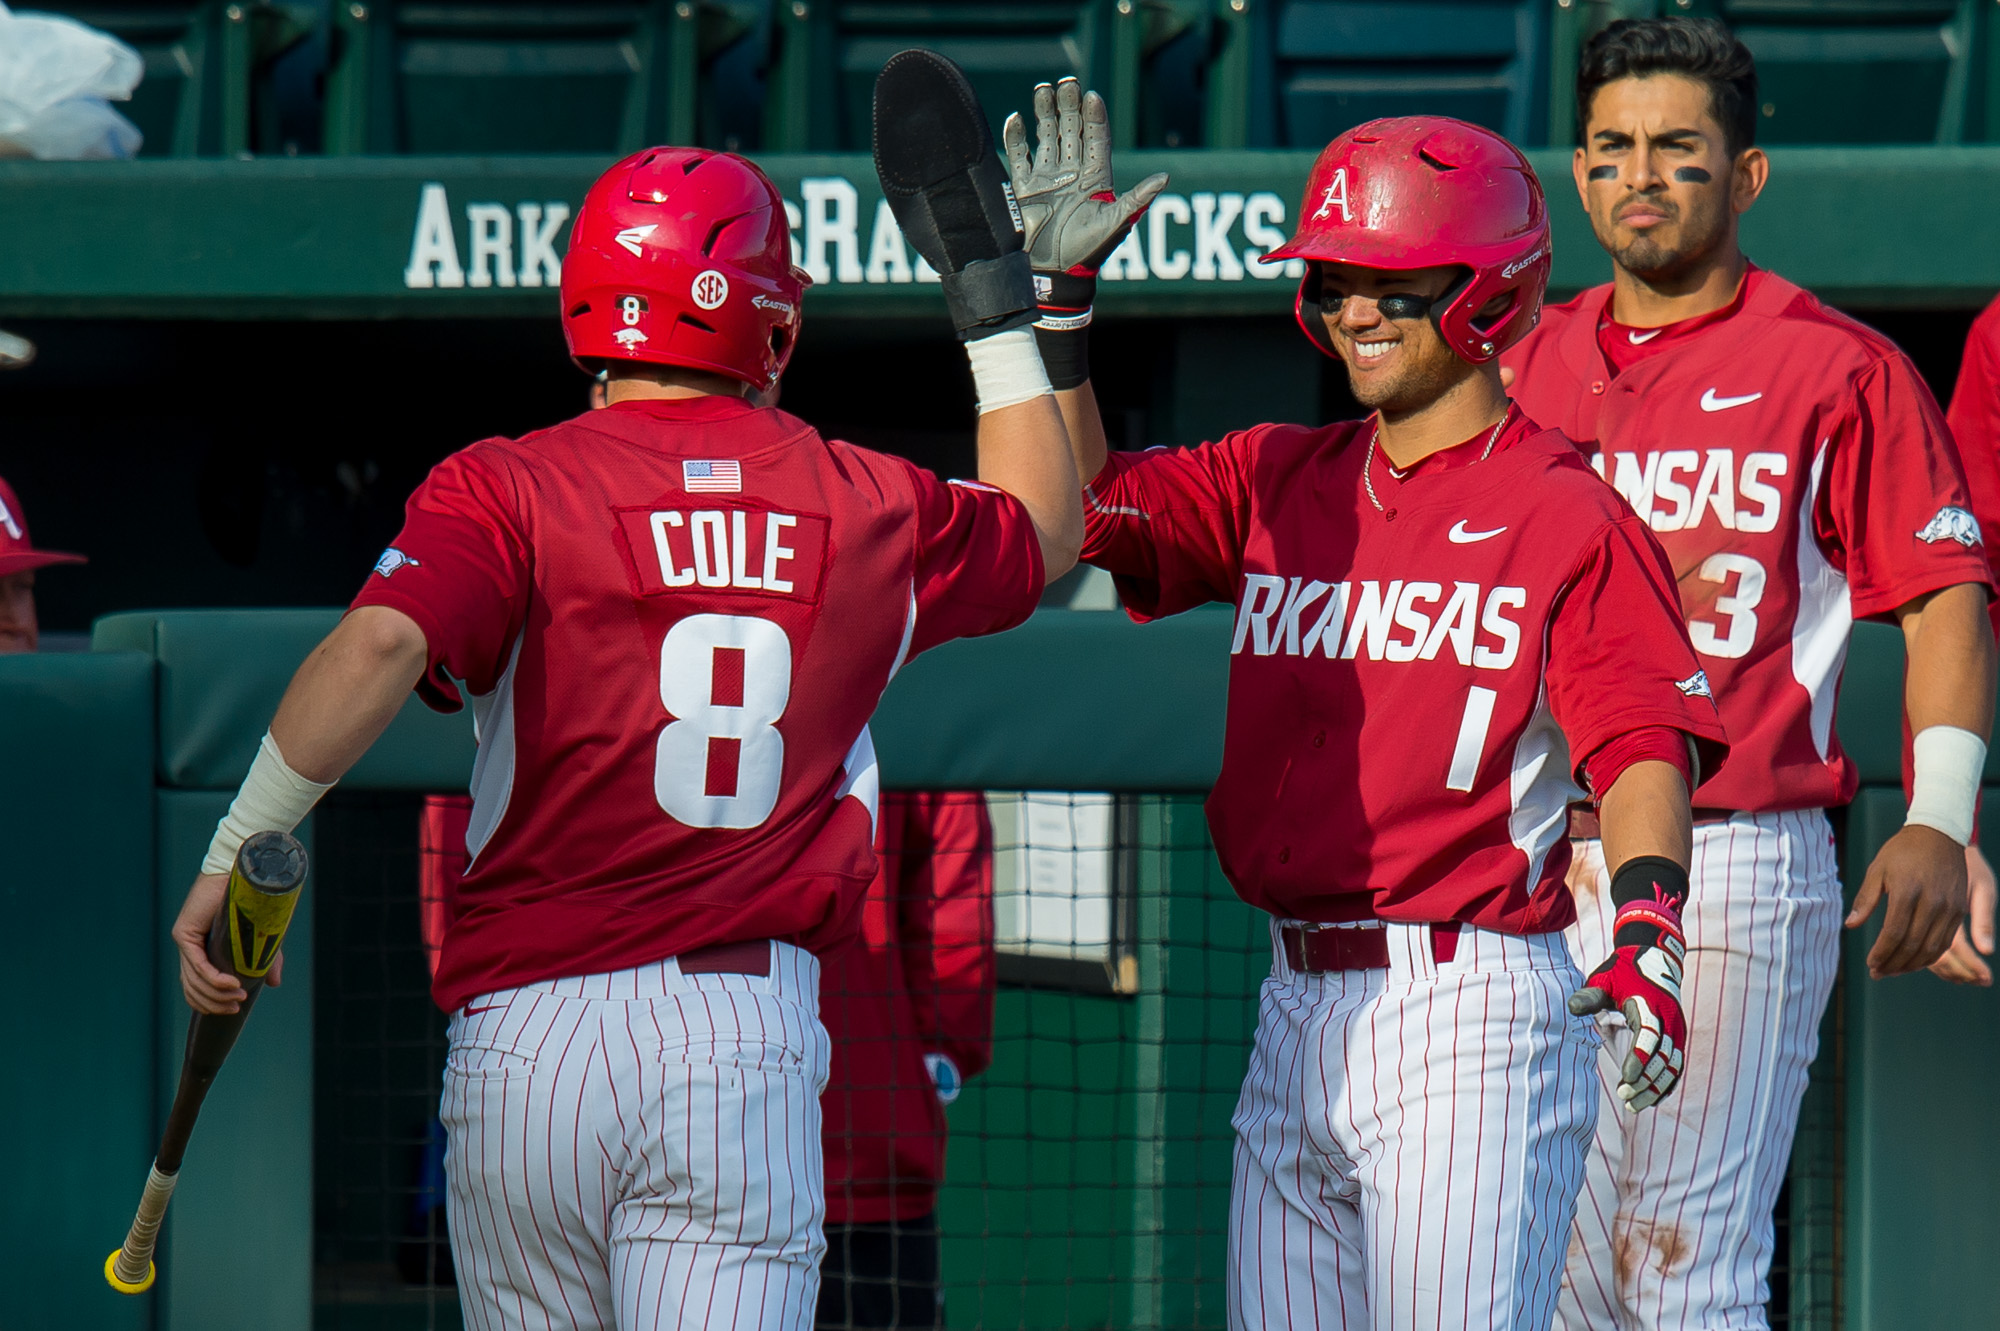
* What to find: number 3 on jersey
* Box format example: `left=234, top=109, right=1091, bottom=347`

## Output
left=656, top=613, right=793, bottom=829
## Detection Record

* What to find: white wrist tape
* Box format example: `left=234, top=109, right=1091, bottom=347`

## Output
left=201, top=731, right=335, bottom=874
left=965, top=327, right=1053, bottom=414
left=1906, top=724, right=1987, bottom=846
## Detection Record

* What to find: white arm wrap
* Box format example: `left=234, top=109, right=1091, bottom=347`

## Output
left=1905, top=724, right=1987, bottom=847
left=201, top=732, right=335, bottom=875
left=965, top=327, right=1053, bottom=414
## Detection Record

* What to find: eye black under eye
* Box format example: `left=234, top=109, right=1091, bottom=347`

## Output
left=1321, top=292, right=1432, bottom=321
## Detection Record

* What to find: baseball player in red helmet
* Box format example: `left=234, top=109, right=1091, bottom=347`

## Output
left=168, top=76, right=1098, bottom=1325
left=1008, top=83, right=1728, bottom=1326
left=1503, top=18, right=1997, bottom=1328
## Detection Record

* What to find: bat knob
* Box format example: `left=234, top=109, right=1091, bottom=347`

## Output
left=104, top=1248, right=157, bottom=1295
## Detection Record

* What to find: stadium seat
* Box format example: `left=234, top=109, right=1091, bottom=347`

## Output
left=1203, top=0, right=1552, bottom=149
left=50, top=1, right=312, bottom=156
left=1706, top=1, right=1980, bottom=145
left=759, top=0, right=1177, bottom=152
left=321, top=0, right=759, bottom=155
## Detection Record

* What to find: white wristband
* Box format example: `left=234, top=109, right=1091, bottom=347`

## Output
left=965, top=327, right=1053, bottom=414
left=1906, top=724, right=1987, bottom=846
left=201, top=731, right=336, bottom=874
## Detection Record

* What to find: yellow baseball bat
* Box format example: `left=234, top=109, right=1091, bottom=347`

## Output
left=105, top=830, right=307, bottom=1294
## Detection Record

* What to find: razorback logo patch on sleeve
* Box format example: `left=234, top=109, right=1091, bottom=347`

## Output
left=1916, top=505, right=1983, bottom=548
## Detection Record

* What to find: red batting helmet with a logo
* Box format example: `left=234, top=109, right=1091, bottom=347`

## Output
left=1266, top=116, right=1549, bottom=364
left=561, top=148, right=809, bottom=390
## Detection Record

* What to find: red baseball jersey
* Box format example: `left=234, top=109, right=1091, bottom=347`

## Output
left=1947, top=291, right=2000, bottom=637
left=1081, top=411, right=1726, bottom=935
left=1506, top=269, right=1993, bottom=813
left=352, top=395, right=1044, bottom=1012
left=822, top=791, right=996, bottom=1226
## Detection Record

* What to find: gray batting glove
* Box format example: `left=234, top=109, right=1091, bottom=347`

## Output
left=1001, top=77, right=1168, bottom=308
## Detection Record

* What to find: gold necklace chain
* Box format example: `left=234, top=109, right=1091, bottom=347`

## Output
left=1362, top=405, right=1513, bottom=514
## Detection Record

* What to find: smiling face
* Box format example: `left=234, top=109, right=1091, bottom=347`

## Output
left=1575, top=74, right=1766, bottom=286
left=1316, top=263, right=1475, bottom=416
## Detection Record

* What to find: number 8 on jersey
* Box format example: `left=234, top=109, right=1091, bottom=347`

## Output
left=657, top=613, right=793, bottom=830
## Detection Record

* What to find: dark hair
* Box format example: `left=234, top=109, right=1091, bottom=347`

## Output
left=1577, top=18, right=1758, bottom=157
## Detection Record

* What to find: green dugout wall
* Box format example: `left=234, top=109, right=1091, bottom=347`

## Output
left=3, top=148, right=1999, bottom=320
left=3, top=609, right=1996, bottom=1329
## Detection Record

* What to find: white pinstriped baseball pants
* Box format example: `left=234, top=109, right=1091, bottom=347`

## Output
left=1556, top=810, right=1842, bottom=1331
left=440, top=944, right=831, bottom=1331
left=1228, top=919, right=1601, bottom=1331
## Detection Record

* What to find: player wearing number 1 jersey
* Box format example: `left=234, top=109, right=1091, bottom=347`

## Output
left=1010, top=95, right=1727, bottom=1328
left=1502, top=21, right=1997, bottom=1329
left=169, top=143, right=1083, bottom=1331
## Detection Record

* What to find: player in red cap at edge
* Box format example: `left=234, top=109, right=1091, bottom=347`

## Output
left=163, top=52, right=1148, bottom=1329
left=1004, top=83, right=1728, bottom=1327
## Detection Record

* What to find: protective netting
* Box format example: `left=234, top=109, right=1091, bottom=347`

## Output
left=306, top=791, right=1840, bottom=1330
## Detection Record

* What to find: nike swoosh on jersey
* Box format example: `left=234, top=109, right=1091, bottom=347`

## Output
left=1447, top=520, right=1507, bottom=544
left=1700, top=388, right=1763, bottom=412
left=1628, top=328, right=1663, bottom=344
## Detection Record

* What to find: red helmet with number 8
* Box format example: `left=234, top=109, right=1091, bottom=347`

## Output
left=561, top=147, right=810, bottom=391
left=1267, top=116, right=1549, bottom=364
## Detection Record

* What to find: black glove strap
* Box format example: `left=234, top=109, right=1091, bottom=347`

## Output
left=942, top=252, right=1039, bottom=340
left=1606, top=855, right=1689, bottom=948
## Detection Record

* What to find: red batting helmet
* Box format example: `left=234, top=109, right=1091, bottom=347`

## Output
left=1267, top=116, right=1549, bottom=364
left=561, top=148, right=809, bottom=390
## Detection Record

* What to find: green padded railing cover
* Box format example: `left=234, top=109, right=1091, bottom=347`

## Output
left=94, top=606, right=1234, bottom=793
left=0, top=652, right=155, bottom=1331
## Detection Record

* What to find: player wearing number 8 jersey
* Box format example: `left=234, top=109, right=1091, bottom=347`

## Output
left=167, top=139, right=1085, bottom=1331
left=1010, top=92, right=1727, bottom=1328
left=1502, top=20, right=1997, bottom=1329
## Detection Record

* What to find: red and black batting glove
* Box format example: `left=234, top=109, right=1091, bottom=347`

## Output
left=1001, top=77, right=1168, bottom=389
left=1569, top=855, right=1691, bottom=1112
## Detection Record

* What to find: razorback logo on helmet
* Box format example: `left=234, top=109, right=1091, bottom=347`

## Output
left=1915, top=505, right=1983, bottom=548
left=614, top=294, right=650, bottom=346
left=1311, top=167, right=1352, bottom=223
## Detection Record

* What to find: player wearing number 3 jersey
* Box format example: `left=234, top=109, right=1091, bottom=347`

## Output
left=1015, top=95, right=1727, bottom=1328
left=168, top=140, right=1084, bottom=1331
left=1503, top=21, right=1997, bottom=1329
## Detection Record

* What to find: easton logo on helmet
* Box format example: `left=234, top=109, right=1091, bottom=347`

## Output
left=751, top=294, right=794, bottom=316
left=1916, top=505, right=1983, bottom=548
left=691, top=269, right=730, bottom=310
left=614, top=224, right=656, bottom=257
left=1503, top=246, right=1547, bottom=279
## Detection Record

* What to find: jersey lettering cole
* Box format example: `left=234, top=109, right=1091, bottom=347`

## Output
left=353, top=395, right=1044, bottom=1011
left=1081, top=412, right=1726, bottom=934
left=1506, top=268, right=1994, bottom=812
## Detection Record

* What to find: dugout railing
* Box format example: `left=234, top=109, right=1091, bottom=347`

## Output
left=2, top=607, right=1995, bottom=1329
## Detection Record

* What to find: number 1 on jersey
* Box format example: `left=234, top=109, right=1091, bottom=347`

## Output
left=656, top=613, right=793, bottom=829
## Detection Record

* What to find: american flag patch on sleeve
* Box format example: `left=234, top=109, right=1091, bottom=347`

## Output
left=683, top=459, right=742, bottom=492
